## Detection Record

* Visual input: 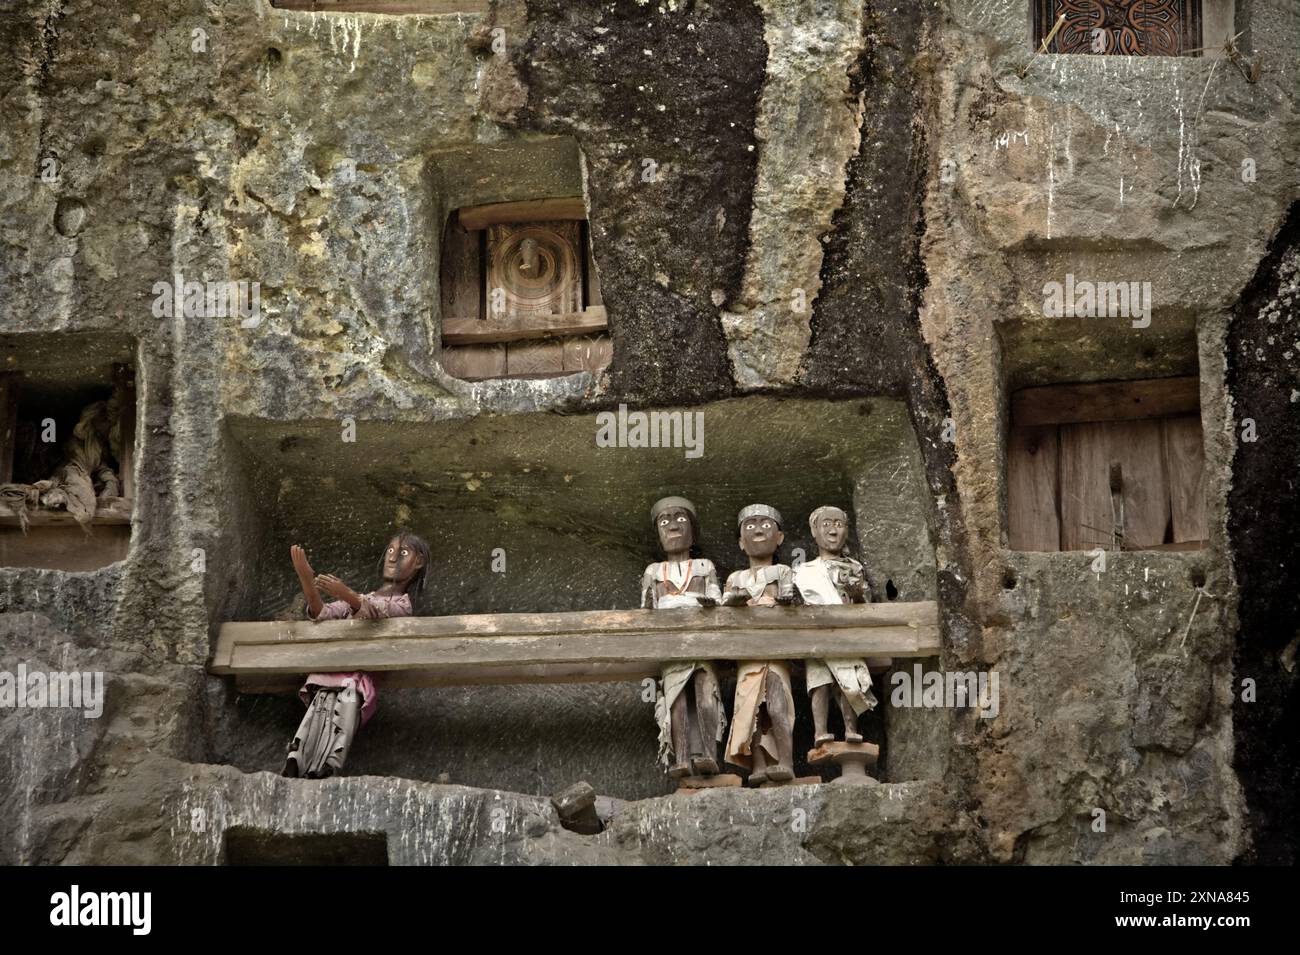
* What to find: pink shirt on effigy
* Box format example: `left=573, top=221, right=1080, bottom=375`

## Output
left=300, top=592, right=413, bottom=726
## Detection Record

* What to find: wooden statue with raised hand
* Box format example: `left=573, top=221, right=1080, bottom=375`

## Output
left=283, top=531, right=429, bottom=778
left=723, top=504, right=798, bottom=785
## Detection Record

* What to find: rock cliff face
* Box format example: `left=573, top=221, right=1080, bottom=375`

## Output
left=1, top=0, right=1296, bottom=865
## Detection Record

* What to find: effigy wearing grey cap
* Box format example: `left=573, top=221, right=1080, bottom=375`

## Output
left=737, top=503, right=782, bottom=528
left=651, top=495, right=698, bottom=523
left=808, top=505, right=847, bottom=533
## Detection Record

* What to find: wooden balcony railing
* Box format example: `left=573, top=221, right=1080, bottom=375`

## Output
left=212, top=601, right=942, bottom=693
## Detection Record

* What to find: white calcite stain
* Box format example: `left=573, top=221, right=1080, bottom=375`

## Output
left=1046, top=122, right=1056, bottom=240
left=1025, top=49, right=1222, bottom=230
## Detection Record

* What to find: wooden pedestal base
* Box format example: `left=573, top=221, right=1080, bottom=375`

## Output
left=807, top=741, right=881, bottom=786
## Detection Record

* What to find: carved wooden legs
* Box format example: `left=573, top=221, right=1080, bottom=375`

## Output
left=812, top=683, right=862, bottom=744
left=669, top=668, right=723, bottom=778
left=689, top=667, right=722, bottom=776
left=812, top=684, right=832, bottom=743
left=751, top=669, right=794, bottom=784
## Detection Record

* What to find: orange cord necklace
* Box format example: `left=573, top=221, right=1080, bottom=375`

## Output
left=661, top=560, right=694, bottom=596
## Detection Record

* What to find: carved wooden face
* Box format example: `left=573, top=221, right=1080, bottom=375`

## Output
left=812, top=511, right=848, bottom=554
left=739, top=516, right=784, bottom=559
left=656, top=507, right=695, bottom=554
left=382, top=536, right=425, bottom=585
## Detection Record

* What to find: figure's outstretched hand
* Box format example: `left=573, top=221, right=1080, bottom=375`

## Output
left=315, top=574, right=364, bottom=610
left=722, top=589, right=750, bottom=607
left=315, top=574, right=349, bottom=600
left=291, top=544, right=314, bottom=581
left=292, top=544, right=324, bottom=619
left=696, top=596, right=718, bottom=608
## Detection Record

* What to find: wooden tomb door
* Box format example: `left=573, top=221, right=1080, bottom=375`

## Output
left=1033, top=1, right=1203, bottom=56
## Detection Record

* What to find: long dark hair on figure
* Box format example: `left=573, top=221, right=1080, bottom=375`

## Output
left=378, top=529, right=430, bottom=611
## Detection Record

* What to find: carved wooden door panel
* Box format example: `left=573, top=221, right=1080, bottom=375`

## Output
left=1034, top=1, right=1203, bottom=56
left=439, top=201, right=611, bottom=381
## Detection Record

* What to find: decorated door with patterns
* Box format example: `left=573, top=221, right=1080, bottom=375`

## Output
left=1033, top=0, right=1204, bottom=56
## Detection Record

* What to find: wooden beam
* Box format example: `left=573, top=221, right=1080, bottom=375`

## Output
left=583, top=221, right=603, bottom=309
left=270, top=1, right=490, bottom=14
left=440, top=219, right=482, bottom=323
left=1163, top=414, right=1207, bottom=543
left=212, top=602, right=942, bottom=692
left=0, top=496, right=132, bottom=528
left=441, top=343, right=506, bottom=380
left=506, top=339, right=564, bottom=377
left=442, top=306, right=608, bottom=345
left=1012, top=377, right=1199, bottom=428
left=1006, top=424, right=1060, bottom=551
left=0, top=376, right=16, bottom=484
left=458, top=197, right=587, bottom=231
left=114, top=364, right=136, bottom=502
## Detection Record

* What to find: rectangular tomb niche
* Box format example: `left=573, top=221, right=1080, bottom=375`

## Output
left=0, top=335, right=137, bottom=571
left=440, top=197, right=610, bottom=381
left=1007, top=377, right=1205, bottom=552
left=217, top=396, right=936, bottom=797
left=1032, top=1, right=1223, bottom=56
left=222, top=828, right=388, bottom=866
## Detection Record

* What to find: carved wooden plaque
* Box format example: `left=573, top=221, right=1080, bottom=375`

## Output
left=1034, top=1, right=1203, bottom=56
left=440, top=208, right=610, bottom=381
left=486, top=221, right=583, bottom=321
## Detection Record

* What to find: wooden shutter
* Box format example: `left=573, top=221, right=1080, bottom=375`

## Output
left=1007, top=377, right=1205, bottom=551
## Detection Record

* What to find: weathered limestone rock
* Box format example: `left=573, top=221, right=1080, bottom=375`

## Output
left=0, top=0, right=1296, bottom=866
left=722, top=0, right=868, bottom=389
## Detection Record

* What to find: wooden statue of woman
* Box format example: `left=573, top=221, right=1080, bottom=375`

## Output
left=282, top=531, right=429, bottom=778
left=722, top=504, right=797, bottom=785
left=641, top=496, right=726, bottom=779
left=794, top=505, right=878, bottom=744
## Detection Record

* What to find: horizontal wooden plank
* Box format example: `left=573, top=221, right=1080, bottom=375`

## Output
left=441, top=343, right=506, bottom=380
left=562, top=335, right=613, bottom=373
left=0, top=496, right=132, bottom=527
left=506, top=339, right=564, bottom=377
left=459, top=197, right=587, bottom=231
left=443, top=307, right=608, bottom=344
left=213, top=602, right=941, bottom=690
left=271, top=1, right=490, bottom=14
left=1012, top=377, right=1199, bottom=428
